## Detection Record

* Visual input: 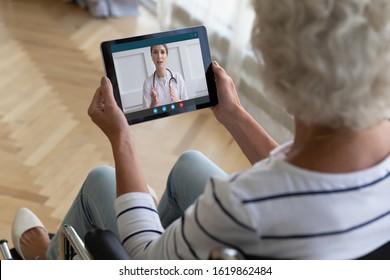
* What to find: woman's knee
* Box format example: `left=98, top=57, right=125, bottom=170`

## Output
left=172, top=150, right=225, bottom=177
left=87, top=165, right=115, bottom=179
left=82, top=165, right=116, bottom=196
left=168, top=150, right=225, bottom=192
left=173, top=150, right=206, bottom=171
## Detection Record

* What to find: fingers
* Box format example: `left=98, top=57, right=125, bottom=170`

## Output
left=151, top=88, right=157, bottom=102
left=169, top=85, right=178, bottom=102
left=151, top=86, right=157, bottom=95
left=88, top=86, right=103, bottom=118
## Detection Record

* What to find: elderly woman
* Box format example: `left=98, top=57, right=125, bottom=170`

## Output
left=13, top=0, right=390, bottom=259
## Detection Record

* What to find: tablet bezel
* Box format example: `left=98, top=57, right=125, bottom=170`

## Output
left=100, top=26, right=217, bottom=125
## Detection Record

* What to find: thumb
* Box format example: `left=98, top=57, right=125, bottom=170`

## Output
left=212, top=61, right=224, bottom=78
left=212, top=61, right=230, bottom=86
left=100, top=76, right=116, bottom=105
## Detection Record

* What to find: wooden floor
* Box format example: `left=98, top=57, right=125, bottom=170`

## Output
left=0, top=0, right=250, bottom=254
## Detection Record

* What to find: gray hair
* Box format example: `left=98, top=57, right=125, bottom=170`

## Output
left=252, top=0, right=390, bottom=130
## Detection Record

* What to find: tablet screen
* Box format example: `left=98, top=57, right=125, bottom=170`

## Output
left=100, top=26, right=217, bottom=125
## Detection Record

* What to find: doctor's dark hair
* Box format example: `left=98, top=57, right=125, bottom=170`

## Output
left=150, top=44, right=169, bottom=55
left=251, top=0, right=390, bottom=130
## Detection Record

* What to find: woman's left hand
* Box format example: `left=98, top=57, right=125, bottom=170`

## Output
left=88, top=76, right=130, bottom=144
left=169, top=85, right=179, bottom=102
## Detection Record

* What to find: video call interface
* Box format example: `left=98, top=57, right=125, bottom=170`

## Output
left=109, top=31, right=211, bottom=124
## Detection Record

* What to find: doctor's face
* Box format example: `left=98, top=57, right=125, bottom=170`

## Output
left=151, top=45, right=168, bottom=70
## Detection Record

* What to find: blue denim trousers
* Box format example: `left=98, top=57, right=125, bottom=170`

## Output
left=46, top=151, right=226, bottom=259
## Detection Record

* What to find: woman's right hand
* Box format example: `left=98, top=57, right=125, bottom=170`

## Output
left=211, top=61, right=244, bottom=126
left=88, top=76, right=130, bottom=145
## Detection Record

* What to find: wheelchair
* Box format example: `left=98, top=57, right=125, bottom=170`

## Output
left=0, top=224, right=130, bottom=260
left=1, top=224, right=390, bottom=260
left=0, top=224, right=242, bottom=260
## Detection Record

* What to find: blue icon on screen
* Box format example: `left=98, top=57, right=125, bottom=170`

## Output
left=162, top=106, right=167, bottom=112
left=153, top=108, right=158, bottom=114
left=171, top=104, right=175, bottom=110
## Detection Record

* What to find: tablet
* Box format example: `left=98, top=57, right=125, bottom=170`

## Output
left=100, top=26, right=217, bottom=125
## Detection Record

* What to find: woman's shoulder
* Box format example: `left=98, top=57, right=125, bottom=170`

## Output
left=143, top=73, right=154, bottom=86
left=172, top=71, right=184, bottom=80
left=210, top=143, right=390, bottom=202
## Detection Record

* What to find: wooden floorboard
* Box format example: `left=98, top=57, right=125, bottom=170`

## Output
left=0, top=0, right=250, bottom=256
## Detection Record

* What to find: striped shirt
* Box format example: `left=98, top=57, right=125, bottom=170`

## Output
left=114, top=142, right=390, bottom=259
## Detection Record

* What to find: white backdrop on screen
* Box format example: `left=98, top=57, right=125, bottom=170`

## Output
left=112, top=38, right=207, bottom=113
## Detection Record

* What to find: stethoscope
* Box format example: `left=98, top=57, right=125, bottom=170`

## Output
left=153, top=68, right=177, bottom=89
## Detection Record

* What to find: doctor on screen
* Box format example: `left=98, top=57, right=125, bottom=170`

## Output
left=142, top=44, right=188, bottom=109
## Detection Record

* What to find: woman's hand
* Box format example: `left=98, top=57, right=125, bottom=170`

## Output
left=88, top=76, right=130, bottom=145
left=211, top=61, right=244, bottom=125
left=150, top=87, right=158, bottom=108
left=169, top=85, right=179, bottom=102
left=210, top=62, right=278, bottom=164
left=89, top=77, right=148, bottom=197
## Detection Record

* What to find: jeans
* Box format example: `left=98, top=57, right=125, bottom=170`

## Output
left=46, top=151, right=227, bottom=259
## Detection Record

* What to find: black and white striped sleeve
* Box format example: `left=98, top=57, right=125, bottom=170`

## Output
left=115, top=192, right=164, bottom=259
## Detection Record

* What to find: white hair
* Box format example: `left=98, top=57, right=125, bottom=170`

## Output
left=251, top=0, right=390, bottom=130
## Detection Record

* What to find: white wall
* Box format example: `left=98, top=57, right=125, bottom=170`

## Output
left=112, top=38, right=207, bottom=113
